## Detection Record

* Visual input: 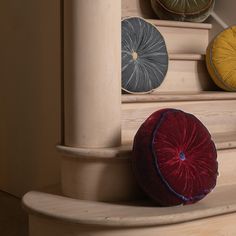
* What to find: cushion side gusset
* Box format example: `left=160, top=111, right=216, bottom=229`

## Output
left=132, top=109, right=182, bottom=206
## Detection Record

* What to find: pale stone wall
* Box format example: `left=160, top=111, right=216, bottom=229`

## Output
left=0, top=0, right=61, bottom=197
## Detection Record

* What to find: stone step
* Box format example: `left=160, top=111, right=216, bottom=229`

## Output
left=122, top=91, right=236, bottom=103
left=156, top=54, right=216, bottom=92
left=122, top=92, right=236, bottom=143
left=56, top=134, right=236, bottom=202
left=122, top=0, right=211, bottom=54
left=122, top=0, right=157, bottom=19
left=148, top=20, right=211, bottom=54
left=23, top=184, right=236, bottom=236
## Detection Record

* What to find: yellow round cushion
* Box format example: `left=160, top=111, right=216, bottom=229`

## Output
left=206, top=26, right=236, bottom=91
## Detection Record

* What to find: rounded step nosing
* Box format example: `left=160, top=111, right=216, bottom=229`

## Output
left=147, top=19, right=212, bottom=29
left=22, top=186, right=236, bottom=227
left=56, top=145, right=131, bottom=159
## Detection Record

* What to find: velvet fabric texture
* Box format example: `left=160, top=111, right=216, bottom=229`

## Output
left=132, top=109, right=218, bottom=206
left=206, top=26, right=236, bottom=91
left=122, top=17, right=168, bottom=94
left=151, top=0, right=215, bottom=23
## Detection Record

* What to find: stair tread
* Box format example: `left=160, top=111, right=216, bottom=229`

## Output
left=169, top=53, right=205, bottom=61
left=147, top=19, right=212, bottom=30
left=57, top=132, right=236, bottom=159
left=122, top=132, right=236, bottom=151
left=23, top=184, right=236, bottom=227
left=122, top=92, right=236, bottom=103
left=57, top=144, right=130, bottom=159
left=213, top=132, right=236, bottom=150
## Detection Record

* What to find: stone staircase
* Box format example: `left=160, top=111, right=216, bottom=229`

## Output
left=23, top=2, right=236, bottom=236
left=23, top=185, right=236, bottom=236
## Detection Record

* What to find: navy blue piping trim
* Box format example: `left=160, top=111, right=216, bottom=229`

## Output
left=151, top=109, right=213, bottom=203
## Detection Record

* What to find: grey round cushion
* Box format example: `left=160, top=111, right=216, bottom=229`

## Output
left=151, top=0, right=215, bottom=23
left=122, top=17, right=168, bottom=94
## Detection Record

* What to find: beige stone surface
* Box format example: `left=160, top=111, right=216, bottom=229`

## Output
left=64, top=0, right=121, bottom=148
left=23, top=185, right=236, bottom=228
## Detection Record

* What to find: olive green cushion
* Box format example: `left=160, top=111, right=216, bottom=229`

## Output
left=151, top=0, right=215, bottom=22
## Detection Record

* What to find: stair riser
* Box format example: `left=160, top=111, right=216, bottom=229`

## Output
left=122, top=1, right=210, bottom=54
left=122, top=0, right=156, bottom=18
left=29, top=211, right=236, bottom=236
left=158, top=59, right=216, bottom=92
left=60, top=156, right=143, bottom=202
left=152, top=25, right=209, bottom=54
left=217, top=149, right=236, bottom=187
left=122, top=100, right=236, bottom=143
left=60, top=149, right=236, bottom=202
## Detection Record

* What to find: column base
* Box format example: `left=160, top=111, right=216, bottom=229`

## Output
left=57, top=145, right=143, bottom=202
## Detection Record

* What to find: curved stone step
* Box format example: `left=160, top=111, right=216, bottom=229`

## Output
left=23, top=184, right=236, bottom=227
left=57, top=139, right=236, bottom=202
left=58, top=132, right=236, bottom=155
left=23, top=184, right=236, bottom=235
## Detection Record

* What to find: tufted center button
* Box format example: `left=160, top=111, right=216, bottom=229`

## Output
left=179, top=152, right=186, bottom=161
left=132, top=51, right=138, bottom=61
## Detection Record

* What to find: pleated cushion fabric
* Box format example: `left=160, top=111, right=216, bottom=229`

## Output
left=151, top=0, right=215, bottom=23
left=132, top=109, right=218, bottom=206
left=122, top=17, right=168, bottom=94
left=206, top=26, right=236, bottom=91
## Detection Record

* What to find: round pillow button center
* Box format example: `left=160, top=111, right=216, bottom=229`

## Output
left=132, top=51, right=138, bottom=61
left=179, top=152, right=186, bottom=161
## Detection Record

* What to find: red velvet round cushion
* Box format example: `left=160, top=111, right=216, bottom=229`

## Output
left=132, top=109, right=218, bottom=206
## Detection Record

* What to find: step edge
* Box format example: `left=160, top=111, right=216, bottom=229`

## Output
left=56, top=145, right=131, bottom=159
left=122, top=92, right=236, bottom=103
left=169, top=53, right=205, bottom=61
left=57, top=137, right=236, bottom=159
left=22, top=185, right=236, bottom=227
left=147, top=19, right=212, bottom=30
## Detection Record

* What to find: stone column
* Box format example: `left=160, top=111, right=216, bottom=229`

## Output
left=64, top=0, right=121, bottom=148
left=58, top=0, right=137, bottom=202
